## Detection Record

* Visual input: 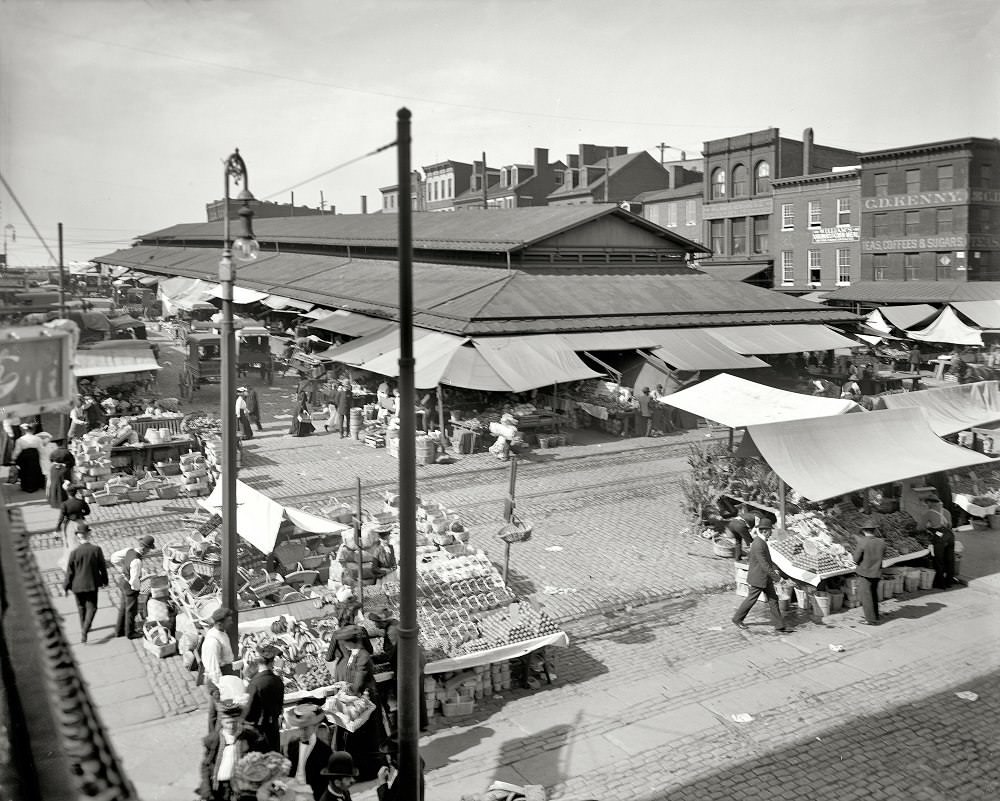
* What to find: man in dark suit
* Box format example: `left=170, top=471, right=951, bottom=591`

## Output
left=243, top=644, right=284, bottom=752
left=63, top=524, right=108, bottom=644
left=285, top=703, right=334, bottom=801
left=731, top=519, right=789, bottom=633
left=852, top=518, right=887, bottom=625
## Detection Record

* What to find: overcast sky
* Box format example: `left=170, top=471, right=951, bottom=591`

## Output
left=0, top=0, right=997, bottom=265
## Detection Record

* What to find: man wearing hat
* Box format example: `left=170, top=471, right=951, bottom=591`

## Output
left=63, top=524, right=108, bottom=644
left=376, top=735, right=425, bottom=801
left=318, top=752, right=358, bottom=801
left=198, top=705, right=264, bottom=801
left=111, top=534, right=156, bottom=639
left=284, top=703, right=333, bottom=800
left=200, top=606, right=242, bottom=733
left=243, top=644, right=284, bottom=753
left=731, top=518, right=790, bottom=634
left=367, top=608, right=428, bottom=732
left=852, top=518, right=887, bottom=625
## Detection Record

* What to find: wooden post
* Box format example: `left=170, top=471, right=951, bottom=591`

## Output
left=502, top=458, right=517, bottom=583
left=778, top=478, right=787, bottom=530
left=355, top=476, right=364, bottom=610
left=436, top=384, right=449, bottom=451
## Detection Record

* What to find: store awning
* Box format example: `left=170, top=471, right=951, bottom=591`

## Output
left=907, top=306, right=983, bottom=346
left=662, top=373, right=861, bottom=428
left=646, top=329, right=769, bottom=371
left=310, top=310, right=393, bottom=338
left=865, top=310, right=893, bottom=336
left=73, top=347, right=161, bottom=378
left=950, top=301, right=1000, bottom=329
left=472, top=335, right=604, bottom=391
left=704, top=324, right=856, bottom=355
left=199, top=479, right=350, bottom=554
left=209, top=285, right=269, bottom=305
left=739, top=406, right=996, bottom=501
left=878, top=304, right=938, bottom=331
left=877, top=381, right=1000, bottom=436
left=260, top=294, right=314, bottom=312
left=138, top=275, right=159, bottom=286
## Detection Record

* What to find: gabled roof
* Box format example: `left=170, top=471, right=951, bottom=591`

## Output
left=93, top=245, right=857, bottom=336
left=137, top=206, right=710, bottom=256
left=548, top=152, right=650, bottom=198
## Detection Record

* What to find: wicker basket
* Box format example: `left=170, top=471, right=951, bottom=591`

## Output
left=156, top=485, right=182, bottom=500
left=126, top=488, right=151, bottom=503
left=92, top=491, right=121, bottom=507
left=497, top=516, right=533, bottom=544
left=156, top=462, right=182, bottom=477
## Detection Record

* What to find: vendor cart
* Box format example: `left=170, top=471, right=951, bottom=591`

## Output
left=237, top=326, right=273, bottom=384
left=179, top=332, right=222, bottom=399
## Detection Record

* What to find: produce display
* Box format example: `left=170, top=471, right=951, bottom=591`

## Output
left=322, top=686, right=376, bottom=732
left=181, top=411, right=224, bottom=440
left=950, top=464, right=1000, bottom=497
left=238, top=617, right=340, bottom=694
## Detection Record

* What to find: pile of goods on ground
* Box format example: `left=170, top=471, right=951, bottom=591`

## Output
left=182, top=412, right=224, bottom=440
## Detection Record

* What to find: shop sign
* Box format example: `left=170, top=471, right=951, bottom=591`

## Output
left=811, top=226, right=860, bottom=243
left=863, top=235, right=967, bottom=252
left=702, top=198, right=773, bottom=220
left=969, top=234, right=1000, bottom=249
left=971, top=190, right=1000, bottom=204
left=862, top=189, right=968, bottom=210
left=0, top=326, right=74, bottom=417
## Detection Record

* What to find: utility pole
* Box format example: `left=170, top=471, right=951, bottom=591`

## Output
left=604, top=154, right=610, bottom=203
left=657, top=142, right=670, bottom=166
left=482, top=151, right=488, bottom=209
left=320, top=190, right=326, bottom=213
left=58, top=222, right=65, bottom=317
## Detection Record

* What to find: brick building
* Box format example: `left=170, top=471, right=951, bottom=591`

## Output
left=546, top=145, right=669, bottom=206
left=770, top=168, right=861, bottom=291
left=453, top=149, right=564, bottom=210
left=422, top=160, right=474, bottom=211
left=859, top=137, right=1000, bottom=282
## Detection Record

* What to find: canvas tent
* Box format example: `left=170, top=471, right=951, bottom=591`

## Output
left=876, top=380, right=1000, bottom=436
left=738, top=406, right=995, bottom=502
left=906, top=306, right=983, bottom=346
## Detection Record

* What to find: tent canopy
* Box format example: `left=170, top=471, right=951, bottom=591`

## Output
left=704, top=324, right=856, bottom=355
left=950, top=300, right=1000, bottom=330
left=646, top=329, right=769, bottom=371
left=877, top=380, right=1000, bottom=436
left=261, top=294, right=313, bottom=312
left=662, top=373, right=862, bottom=429
left=310, top=310, right=393, bottom=338
left=74, top=345, right=161, bottom=378
left=471, top=335, right=603, bottom=392
left=199, top=479, right=349, bottom=554
left=878, top=304, right=938, bottom=331
left=209, top=285, right=269, bottom=305
left=739, top=406, right=995, bottom=501
left=907, top=305, right=983, bottom=346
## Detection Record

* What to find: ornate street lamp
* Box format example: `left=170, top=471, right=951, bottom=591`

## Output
left=220, top=149, right=257, bottom=648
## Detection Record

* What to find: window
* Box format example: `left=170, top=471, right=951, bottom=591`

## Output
left=710, top=220, right=724, bottom=254
left=685, top=200, right=697, bottom=225
left=808, top=249, right=822, bottom=284
left=978, top=207, right=992, bottom=232
left=731, top=219, right=747, bottom=255
left=837, top=197, right=851, bottom=226
left=836, top=248, right=851, bottom=284
left=904, top=253, right=920, bottom=280
left=447, top=178, right=453, bottom=197
left=905, top=169, right=921, bottom=194
left=873, top=255, right=888, bottom=281
left=711, top=168, right=726, bottom=200
left=981, top=164, right=993, bottom=187
left=732, top=164, right=748, bottom=197
left=936, top=255, right=954, bottom=280
left=905, top=211, right=921, bottom=235
left=781, top=251, right=795, bottom=284
left=808, top=201, right=822, bottom=228
left=553, top=171, right=564, bottom=186
left=936, top=208, right=953, bottom=234
left=781, top=203, right=794, bottom=229
left=755, top=161, right=771, bottom=194
left=938, top=165, right=954, bottom=191
left=666, top=202, right=678, bottom=227
left=873, top=213, right=889, bottom=237
left=874, top=173, right=889, bottom=197
left=753, top=216, right=769, bottom=254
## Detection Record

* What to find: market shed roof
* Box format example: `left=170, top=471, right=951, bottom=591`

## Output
left=824, top=282, right=1000, bottom=304
left=93, top=245, right=858, bottom=336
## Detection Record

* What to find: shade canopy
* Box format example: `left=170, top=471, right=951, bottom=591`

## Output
left=210, top=285, right=269, bottom=305
left=73, top=345, right=161, bottom=378
left=261, top=294, right=313, bottom=312
left=471, top=335, right=603, bottom=392
left=662, top=373, right=861, bottom=429
left=877, top=381, right=1000, bottom=436
left=647, top=329, right=769, bottom=371
left=310, top=309, right=393, bottom=338
left=878, top=304, right=938, bottom=331
left=906, top=305, right=983, bottom=346
left=199, top=479, right=349, bottom=554
left=704, top=324, right=856, bottom=355
left=950, top=300, right=1000, bottom=330
left=740, top=406, right=995, bottom=501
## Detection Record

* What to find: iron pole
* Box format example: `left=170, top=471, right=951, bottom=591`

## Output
left=57, top=222, right=65, bottom=317
left=396, top=106, right=420, bottom=798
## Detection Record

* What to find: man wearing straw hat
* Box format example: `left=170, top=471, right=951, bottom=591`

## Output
left=284, top=703, right=333, bottom=800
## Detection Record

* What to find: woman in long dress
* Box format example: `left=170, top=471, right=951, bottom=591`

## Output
left=328, top=624, right=388, bottom=781
left=288, top=392, right=315, bottom=437
left=235, top=388, right=254, bottom=440
left=13, top=423, right=46, bottom=493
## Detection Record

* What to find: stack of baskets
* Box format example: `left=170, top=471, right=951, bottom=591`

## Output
left=70, top=434, right=114, bottom=501
left=180, top=452, right=212, bottom=496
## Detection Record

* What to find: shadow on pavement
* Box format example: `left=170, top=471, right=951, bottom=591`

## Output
left=422, top=725, right=495, bottom=770
left=884, top=601, right=946, bottom=621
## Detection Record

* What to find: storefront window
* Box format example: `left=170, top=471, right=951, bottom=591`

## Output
left=836, top=248, right=851, bottom=284
left=710, top=220, right=724, bottom=254
left=731, top=219, right=747, bottom=255
left=752, top=216, right=768, bottom=254
left=904, top=253, right=920, bottom=280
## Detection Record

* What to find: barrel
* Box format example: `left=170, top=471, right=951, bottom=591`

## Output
left=349, top=408, right=364, bottom=438
left=415, top=436, right=437, bottom=465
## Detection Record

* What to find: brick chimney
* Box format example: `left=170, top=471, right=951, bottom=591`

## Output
left=803, top=127, right=814, bottom=175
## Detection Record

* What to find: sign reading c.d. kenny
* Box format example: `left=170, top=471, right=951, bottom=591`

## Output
left=0, top=326, right=74, bottom=417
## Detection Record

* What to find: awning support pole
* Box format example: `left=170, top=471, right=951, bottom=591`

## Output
left=728, top=427, right=734, bottom=452
left=778, top=478, right=787, bottom=530
left=436, top=384, right=449, bottom=451
left=502, top=457, right=518, bottom=584
left=355, top=476, right=364, bottom=610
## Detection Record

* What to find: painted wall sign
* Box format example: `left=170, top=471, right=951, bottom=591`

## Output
left=811, top=226, right=860, bottom=243
left=862, top=235, right=967, bottom=252
left=701, top=198, right=773, bottom=220
left=862, top=189, right=968, bottom=210
left=0, top=326, right=74, bottom=417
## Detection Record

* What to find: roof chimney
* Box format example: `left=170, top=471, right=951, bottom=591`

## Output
left=360, top=195, right=367, bottom=214
left=680, top=151, right=686, bottom=161
left=803, top=127, right=814, bottom=175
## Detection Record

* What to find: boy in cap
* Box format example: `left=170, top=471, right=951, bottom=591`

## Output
left=319, top=752, right=358, bottom=801
left=200, top=607, right=243, bottom=733
left=731, top=518, right=790, bottom=634
left=112, top=534, right=155, bottom=639
left=852, top=518, right=887, bottom=625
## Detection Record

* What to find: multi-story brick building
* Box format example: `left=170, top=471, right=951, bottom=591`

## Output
left=699, top=127, right=859, bottom=287
left=421, top=160, right=474, bottom=212
left=634, top=183, right=704, bottom=245
left=453, top=149, right=564, bottom=210
left=547, top=145, right=669, bottom=206
left=859, top=137, right=1000, bottom=282
left=771, top=168, right=861, bottom=292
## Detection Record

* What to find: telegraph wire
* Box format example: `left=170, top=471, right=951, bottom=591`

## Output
left=261, top=140, right=398, bottom=200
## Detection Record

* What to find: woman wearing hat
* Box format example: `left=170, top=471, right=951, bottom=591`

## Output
left=366, top=608, right=428, bottom=733
left=236, top=388, right=254, bottom=440
left=328, top=625, right=388, bottom=781
left=46, top=440, right=76, bottom=510
left=284, top=703, right=333, bottom=800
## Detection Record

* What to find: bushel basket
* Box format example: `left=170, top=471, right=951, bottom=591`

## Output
left=497, top=514, right=533, bottom=544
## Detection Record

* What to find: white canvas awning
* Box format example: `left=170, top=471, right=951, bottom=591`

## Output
left=261, top=294, right=314, bottom=312
left=73, top=347, right=161, bottom=378
left=662, top=373, right=862, bottom=429
left=209, top=284, right=269, bottom=305
left=907, top=306, right=983, bottom=346
left=878, top=381, right=1000, bottom=436
left=704, top=324, right=856, bottom=355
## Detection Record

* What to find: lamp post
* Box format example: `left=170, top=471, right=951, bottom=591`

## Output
left=2, top=224, right=14, bottom=271
left=220, top=149, right=258, bottom=649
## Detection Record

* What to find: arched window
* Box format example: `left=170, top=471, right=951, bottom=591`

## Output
left=732, top=164, right=748, bottom=197
left=755, top=161, right=771, bottom=194
left=711, top=168, right=726, bottom=200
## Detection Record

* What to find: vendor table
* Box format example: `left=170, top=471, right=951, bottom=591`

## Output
left=110, top=437, right=198, bottom=472
left=514, top=410, right=570, bottom=433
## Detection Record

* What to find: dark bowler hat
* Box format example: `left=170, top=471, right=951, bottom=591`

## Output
left=755, top=518, right=773, bottom=530
left=319, top=751, right=358, bottom=778
left=138, top=534, right=155, bottom=550
left=366, top=607, right=396, bottom=626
